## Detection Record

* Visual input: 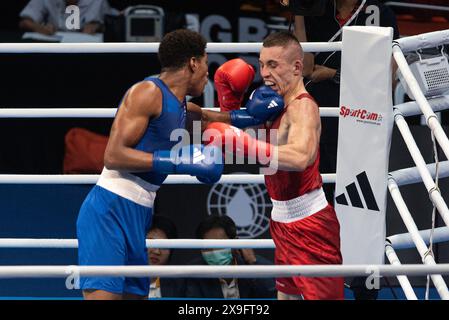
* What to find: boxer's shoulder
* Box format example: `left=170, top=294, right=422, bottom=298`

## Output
left=283, top=97, right=319, bottom=125
left=121, top=81, right=163, bottom=117
left=288, top=95, right=317, bottom=113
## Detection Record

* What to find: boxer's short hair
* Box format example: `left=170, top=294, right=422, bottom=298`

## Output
left=158, top=29, right=207, bottom=70
left=263, top=31, right=300, bottom=48
left=262, top=31, right=303, bottom=60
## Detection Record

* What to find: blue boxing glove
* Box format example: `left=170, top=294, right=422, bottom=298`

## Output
left=153, top=144, right=223, bottom=184
left=230, top=85, right=284, bottom=128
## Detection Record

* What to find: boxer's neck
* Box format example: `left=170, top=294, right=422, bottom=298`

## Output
left=159, top=70, right=190, bottom=102
left=283, top=80, right=307, bottom=107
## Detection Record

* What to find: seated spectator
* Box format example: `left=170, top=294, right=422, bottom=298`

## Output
left=19, top=0, right=115, bottom=35
left=146, top=215, right=185, bottom=299
left=185, top=215, right=276, bottom=299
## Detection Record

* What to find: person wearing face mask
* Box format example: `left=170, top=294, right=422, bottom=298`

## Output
left=184, top=215, right=276, bottom=299
left=146, top=215, right=186, bottom=299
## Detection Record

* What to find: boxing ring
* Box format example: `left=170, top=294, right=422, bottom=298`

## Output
left=2, top=28, right=449, bottom=300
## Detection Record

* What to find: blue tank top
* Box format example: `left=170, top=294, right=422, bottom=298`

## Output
left=131, top=77, right=186, bottom=185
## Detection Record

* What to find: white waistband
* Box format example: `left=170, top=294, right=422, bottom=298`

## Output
left=96, top=167, right=159, bottom=208
left=270, top=187, right=328, bottom=223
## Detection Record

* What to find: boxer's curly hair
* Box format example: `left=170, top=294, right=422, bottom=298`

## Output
left=158, top=29, right=207, bottom=71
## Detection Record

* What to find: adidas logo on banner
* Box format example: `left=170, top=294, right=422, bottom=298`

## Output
left=335, top=171, right=380, bottom=211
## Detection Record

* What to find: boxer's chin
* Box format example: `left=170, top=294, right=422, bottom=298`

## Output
left=264, top=80, right=278, bottom=92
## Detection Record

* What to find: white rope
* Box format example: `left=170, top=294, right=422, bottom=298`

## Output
left=0, top=173, right=336, bottom=184
left=393, top=45, right=449, bottom=163
left=0, top=108, right=118, bottom=118
left=395, top=29, right=449, bottom=52
left=385, top=245, right=418, bottom=300
left=1, top=264, right=449, bottom=280
left=387, top=227, right=449, bottom=250
left=393, top=110, right=449, bottom=228
left=387, top=177, right=449, bottom=299
left=0, top=107, right=339, bottom=118
left=394, top=95, right=449, bottom=118
left=385, top=2, right=449, bottom=12
left=424, top=130, right=440, bottom=300
left=388, top=161, right=449, bottom=187
left=0, top=42, right=342, bottom=54
left=0, top=238, right=276, bottom=249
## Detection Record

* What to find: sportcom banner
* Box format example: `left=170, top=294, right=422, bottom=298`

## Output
left=335, top=26, right=394, bottom=264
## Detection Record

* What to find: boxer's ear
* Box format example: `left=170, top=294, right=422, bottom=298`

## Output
left=294, top=59, right=303, bottom=76
left=189, top=57, right=198, bottom=72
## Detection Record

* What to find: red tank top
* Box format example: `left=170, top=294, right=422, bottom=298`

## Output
left=264, top=93, right=322, bottom=201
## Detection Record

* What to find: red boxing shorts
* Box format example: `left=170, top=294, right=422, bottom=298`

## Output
left=270, top=204, right=344, bottom=300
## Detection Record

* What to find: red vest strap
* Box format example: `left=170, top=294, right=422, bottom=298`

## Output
left=295, top=93, right=315, bottom=101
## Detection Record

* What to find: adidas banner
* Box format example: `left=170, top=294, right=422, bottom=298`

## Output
left=335, top=27, right=394, bottom=265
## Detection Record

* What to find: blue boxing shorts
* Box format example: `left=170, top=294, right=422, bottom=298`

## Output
left=76, top=168, right=158, bottom=296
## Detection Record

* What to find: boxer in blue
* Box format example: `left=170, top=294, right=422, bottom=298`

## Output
left=76, top=29, right=285, bottom=300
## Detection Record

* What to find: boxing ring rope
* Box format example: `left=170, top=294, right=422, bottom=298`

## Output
left=395, top=29, right=449, bottom=53
left=387, top=228, right=449, bottom=250
left=395, top=95, right=449, bottom=118
left=384, top=29, right=449, bottom=299
left=393, top=47, right=449, bottom=162
left=384, top=245, right=418, bottom=300
left=0, top=107, right=340, bottom=118
left=0, top=173, right=336, bottom=185
left=388, top=176, right=449, bottom=299
left=393, top=112, right=449, bottom=228
left=0, top=239, right=276, bottom=249
left=0, top=42, right=342, bottom=54
left=0, top=264, right=449, bottom=279
left=389, top=161, right=449, bottom=187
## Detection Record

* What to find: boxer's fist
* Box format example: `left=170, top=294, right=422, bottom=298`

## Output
left=230, top=85, right=284, bottom=128
left=214, top=58, right=255, bottom=112
left=206, top=122, right=273, bottom=164
left=153, top=144, right=223, bottom=184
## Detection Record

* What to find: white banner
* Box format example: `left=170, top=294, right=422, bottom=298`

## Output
left=335, top=26, right=394, bottom=265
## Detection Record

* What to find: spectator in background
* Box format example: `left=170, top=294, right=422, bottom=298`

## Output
left=19, top=0, right=116, bottom=35
left=146, top=215, right=185, bottom=299
left=185, top=215, right=276, bottom=299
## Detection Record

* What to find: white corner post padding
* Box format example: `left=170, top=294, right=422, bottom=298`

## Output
left=335, top=26, right=394, bottom=265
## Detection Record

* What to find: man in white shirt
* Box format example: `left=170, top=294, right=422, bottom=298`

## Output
left=19, top=0, right=115, bottom=35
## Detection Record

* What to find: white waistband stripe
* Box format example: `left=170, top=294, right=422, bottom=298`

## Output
left=96, top=167, right=158, bottom=208
left=270, top=188, right=328, bottom=223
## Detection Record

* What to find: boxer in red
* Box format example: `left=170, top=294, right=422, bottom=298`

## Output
left=206, top=31, right=344, bottom=300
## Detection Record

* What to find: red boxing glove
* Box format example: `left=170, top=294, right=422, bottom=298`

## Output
left=205, top=122, right=273, bottom=165
left=214, top=58, right=255, bottom=112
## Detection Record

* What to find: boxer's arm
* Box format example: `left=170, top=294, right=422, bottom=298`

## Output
left=104, top=81, right=162, bottom=171
left=274, top=99, right=320, bottom=171
left=187, top=84, right=284, bottom=131
left=186, top=102, right=231, bottom=131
